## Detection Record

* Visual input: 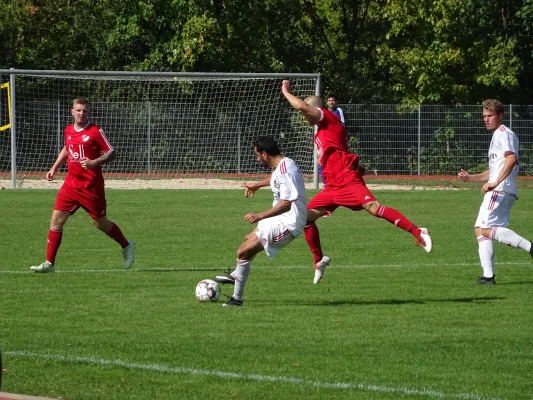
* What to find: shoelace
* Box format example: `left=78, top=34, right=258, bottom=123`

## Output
left=416, top=236, right=426, bottom=247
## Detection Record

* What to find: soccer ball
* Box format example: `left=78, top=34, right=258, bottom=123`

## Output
left=195, top=279, right=221, bottom=302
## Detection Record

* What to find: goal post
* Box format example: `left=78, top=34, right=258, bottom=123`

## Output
left=0, top=70, right=321, bottom=189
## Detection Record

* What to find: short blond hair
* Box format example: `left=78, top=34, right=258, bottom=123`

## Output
left=482, top=99, right=504, bottom=114
left=72, top=97, right=90, bottom=107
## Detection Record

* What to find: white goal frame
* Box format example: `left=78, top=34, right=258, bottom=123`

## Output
left=0, top=70, right=321, bottom=189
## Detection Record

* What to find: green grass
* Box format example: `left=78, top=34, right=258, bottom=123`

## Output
left=1, top=188, right=532, bottom=400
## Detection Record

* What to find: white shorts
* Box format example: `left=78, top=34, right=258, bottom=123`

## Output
left=474, top=191, right=517, bottom=228
left=255, top=217, right=295, bottom=258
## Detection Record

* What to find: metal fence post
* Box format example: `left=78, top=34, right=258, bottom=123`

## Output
left=237, top=106, right=242, bottom=174
left=147, top=101, right=151, bottom=173
left=57, top=100, right=61, bottom=153
left=417, top=104, right=421, bottom=175
left=509, top=104, right=513, bottom=130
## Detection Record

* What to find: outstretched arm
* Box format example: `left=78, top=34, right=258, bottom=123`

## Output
left=281, top=80, right=321, bottom=124
left=458, top=168, right=490, bottom=183
left=241, top=175, right=271, bottom=197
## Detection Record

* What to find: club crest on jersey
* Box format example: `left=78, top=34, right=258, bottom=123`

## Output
left=82, top=135, right=90, bottom=142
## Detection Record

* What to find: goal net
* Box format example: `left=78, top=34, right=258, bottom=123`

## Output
left=0, top=71, right=319, bottom=188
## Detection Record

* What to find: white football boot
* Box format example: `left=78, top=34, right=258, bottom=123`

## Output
left=313, top=255, right=331, bottom=284
left=417, top=228, right=432, bottom=253
left=30, top=261, right=55, bottom=273
left=122, top=240, right=135, bottom=269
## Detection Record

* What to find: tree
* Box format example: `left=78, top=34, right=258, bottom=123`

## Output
left=0, top=0, right=31, bottom=68
left=376, top=0, right=526, bottom=104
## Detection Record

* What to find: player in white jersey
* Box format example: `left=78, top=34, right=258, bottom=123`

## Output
left=215, top=136, right=307, bottom=306
left=458, top=99, right=532, bottom=284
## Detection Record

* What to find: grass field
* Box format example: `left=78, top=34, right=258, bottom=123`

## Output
left=1, top=188, right=532, bottom=400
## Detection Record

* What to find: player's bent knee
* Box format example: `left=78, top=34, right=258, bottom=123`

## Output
left=475, top=227, right=492, bottom=238
left=306, top=208, right=323, bottom=222
left=237, top=236, right=263, bottom=260
left=237, top=246, right=255, bottom=260
left=50, top=210, right=70, bottom=229
left=363, top=201, right=380, bottom=216
left=481, top=228, right=492, bottom=238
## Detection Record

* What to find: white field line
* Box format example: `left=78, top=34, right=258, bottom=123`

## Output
left=4, top=350, right=501, bottom=400
left=1, top=262, right=531, bottom=274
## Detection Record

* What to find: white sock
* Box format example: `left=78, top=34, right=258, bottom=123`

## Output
left=233, top=259, right=251, bottom=301
left=230, top=255, right=254, bottom=279
left=491, top=228, right=532, bottom=252
left=478, top=235, right=494, bottom=278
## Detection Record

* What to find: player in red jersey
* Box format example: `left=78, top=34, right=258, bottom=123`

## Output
left=30, top=97, right=135, bottom=273
left=281, top=80, right=432, bottom=284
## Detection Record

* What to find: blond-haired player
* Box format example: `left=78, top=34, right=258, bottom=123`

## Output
left=30, top=97, right=135, bottom=273
left=458, top=99, right=532, bottom=284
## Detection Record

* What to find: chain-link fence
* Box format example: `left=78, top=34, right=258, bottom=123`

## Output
left=342, top=104, right=533, bottom=176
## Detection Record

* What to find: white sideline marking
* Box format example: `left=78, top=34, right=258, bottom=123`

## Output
left=5, top=350, right=501, bottom=400
left=1, top=261, right=531, bottom=274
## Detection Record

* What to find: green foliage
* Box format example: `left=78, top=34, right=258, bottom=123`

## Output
left=378, top=0, right=522, bottom=104
left=2, top=0, right=533, bottom=103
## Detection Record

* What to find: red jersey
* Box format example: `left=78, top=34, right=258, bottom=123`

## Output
left=315, top=108, right=360, bottom=187
left=63, top=122, right=113, bottom=189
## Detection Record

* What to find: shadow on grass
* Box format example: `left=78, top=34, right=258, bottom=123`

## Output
left=495, top=281, right=533, bottom=285
left=137, top=268, right=221, bottom=272
left=256, top=296, right=505, bottom=307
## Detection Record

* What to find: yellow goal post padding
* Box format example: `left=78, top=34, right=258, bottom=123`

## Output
left=0, top=82, right=11, bottom=131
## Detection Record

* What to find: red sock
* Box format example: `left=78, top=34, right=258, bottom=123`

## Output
left=376, top=206, right=421, bottom=238
left=304, top=223, right=323, bottom=264
left=106, top=223, right=129, bottom=248
left=46, top=229, right=63, bottom=264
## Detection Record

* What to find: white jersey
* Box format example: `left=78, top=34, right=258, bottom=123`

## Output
left=488, top=124, right=519, bottom=195
left=270, top=157, right=307, bottom=237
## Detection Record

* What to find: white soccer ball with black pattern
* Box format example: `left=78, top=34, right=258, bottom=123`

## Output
left=195, top=279, right=221, bottom=302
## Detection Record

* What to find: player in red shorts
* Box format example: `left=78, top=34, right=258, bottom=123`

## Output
left=281, top=80, right=432, bottom=284
left=30, top=97, right=135, bottom=273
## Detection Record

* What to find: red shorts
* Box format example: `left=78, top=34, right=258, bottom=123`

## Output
left=308, top=182, right=376, bottom=213
left=54, top=184, right=107, bottom=219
